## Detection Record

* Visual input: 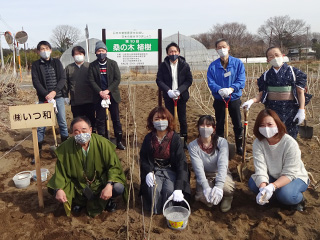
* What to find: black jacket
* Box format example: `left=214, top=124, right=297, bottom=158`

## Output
left=156, top=56, right=193, bottom=102
left=31, top=58, right=66, bottom=102
left=88, top=58, right=121, bottom=103
left=139, top=131, right=191, bottom=196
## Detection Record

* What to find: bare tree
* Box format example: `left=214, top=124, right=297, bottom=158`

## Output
left=258, top=15, right=306, bottom=49
left=50, top=25, right=81, bottom=52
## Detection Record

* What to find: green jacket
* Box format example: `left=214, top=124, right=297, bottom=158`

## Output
left=47, top=133, right=128, bottom=217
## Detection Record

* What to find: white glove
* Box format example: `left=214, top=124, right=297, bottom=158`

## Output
left=293, top=109, right=305, bottom=125
left=64, top=98, right=70, bottom=105
left=203, top=187, right=212, bottom=203
left=210, top=186, right=223, bottom=205
left=145, top=172, right=155, bottom=187
left=218, top=88, right=233, bottom=98
left=172, top=190, right=184, bottom=202
left=101, top=99, right=111, bottom=108
left=256, top=183, right=275, bottom=205
left=242, top=99, right=254, bottom=110
left=48, top=99, right=58, bottom=114
left=173, top=90, right=180, bottom=98
left=167, top=90, right=176, bottom=98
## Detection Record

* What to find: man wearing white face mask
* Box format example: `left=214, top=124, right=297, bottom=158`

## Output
left=248, top=109, right=309, bottom=211
left=242, top=47, right=311, bottom=139
left=32, top=41, right=69, bottom=154
left=207, top=39, right=246, bottom=155
left=156, top=42, right=193, bottom=149
left=47, top=116, right=127, bottom=217
left=64, top=46, right=95, bottom=129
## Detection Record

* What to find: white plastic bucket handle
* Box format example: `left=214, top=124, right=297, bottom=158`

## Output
left=162, top=195, right=191, bottom=217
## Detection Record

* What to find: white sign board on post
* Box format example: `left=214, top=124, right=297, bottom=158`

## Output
left=105, top=30, right=158, bottom=67
left=9, top=103, right=56, bottom=208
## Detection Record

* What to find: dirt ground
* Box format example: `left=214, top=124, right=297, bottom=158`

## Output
left=0, top=75, right=320, bottom=240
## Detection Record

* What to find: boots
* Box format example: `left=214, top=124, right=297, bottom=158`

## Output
left=31, top=141, right=43, bottom=164
left=105, top=198, right=117, bottom=212
left=235, top=137, right=243, bottom=155
left=220, top=196, right=233, bottom=212
left=116, top=133, right=126, bottom=150
left=181, top=133, right=188, bottom=150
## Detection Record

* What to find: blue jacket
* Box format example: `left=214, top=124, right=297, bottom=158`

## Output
left=207, top=56, right=246, bottom=101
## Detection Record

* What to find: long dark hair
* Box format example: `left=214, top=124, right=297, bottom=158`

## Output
left=197, top=115, right=219, bottom=154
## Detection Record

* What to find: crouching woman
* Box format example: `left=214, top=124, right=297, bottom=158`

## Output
left=139, top=106, right=190, bottom=214
left=248, top=109, right=309, bottom=211
left=188, top=115, right=235, bottom=212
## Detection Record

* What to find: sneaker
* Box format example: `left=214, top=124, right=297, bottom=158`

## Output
left=105, top=199, right=117, bottom=212
left=291, top=198, right=305, bottom=212
left=220, top=196, right=233, bottom=213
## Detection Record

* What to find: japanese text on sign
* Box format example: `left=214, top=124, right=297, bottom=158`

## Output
left=9, top=103, right=56, bottom=130
left=106, top=30, right=158, bottom=67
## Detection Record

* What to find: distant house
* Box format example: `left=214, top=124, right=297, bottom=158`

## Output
left=287, top=47, right=316, bottom=61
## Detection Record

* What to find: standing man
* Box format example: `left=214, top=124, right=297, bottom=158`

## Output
left=207, top=39, right=246, bottom=155
left=88, top=41, right=125, bottom=150
left=64, top=46, right=95, bottom=129
left=156, top=42, right=193, bottom=148
left=32, top=40, right=69, bottom=152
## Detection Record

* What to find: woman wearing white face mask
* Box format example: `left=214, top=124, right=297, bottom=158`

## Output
left=242, top=47, right=311, bottom=139
left=249, top=109, right=309, bottom=211
left=139, top=106, right=190, bottom=214
left=188, top=115, right=235, bottom=212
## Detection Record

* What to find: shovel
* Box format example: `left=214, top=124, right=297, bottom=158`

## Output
left=49, top=125, right=59, bottom=152
left=237, top=107, right=249, bottom=182
left=105, top=108, right=110, bottom=140
left=299, top=120, right=313, bottom=139
left=173, top=97, right=185, bottom=147
left=222, top=95, right=235, bottom=160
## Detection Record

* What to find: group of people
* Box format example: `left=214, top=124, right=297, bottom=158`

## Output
left=31, top=38, right=310, bottom=217
left=32, top=40, right=126, bottom=154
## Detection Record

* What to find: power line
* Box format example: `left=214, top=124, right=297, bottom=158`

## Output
left=0, top=14, right=17, bottom=32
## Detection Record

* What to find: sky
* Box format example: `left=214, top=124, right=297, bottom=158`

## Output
left=0, top=0, right=319, bottom=49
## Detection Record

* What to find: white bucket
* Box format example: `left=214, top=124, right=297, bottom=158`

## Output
left=163, top=197, right=191, bottom=230
left=12, top=171, right=32, bottom=189
left=31, top=168, right=49, bottom=182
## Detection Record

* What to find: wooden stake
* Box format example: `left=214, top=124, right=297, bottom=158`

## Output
left=32, top=127, right=44, bottom=208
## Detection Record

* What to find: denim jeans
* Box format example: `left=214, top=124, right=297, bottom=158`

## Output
left=144, top=168, right=176, bottom=214
left=248, top=176, right=308, bottom=205
left=37, top=97, right=69, bottom=142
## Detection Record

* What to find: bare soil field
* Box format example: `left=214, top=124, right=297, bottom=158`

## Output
left=0, top=73, right=319, bottom=240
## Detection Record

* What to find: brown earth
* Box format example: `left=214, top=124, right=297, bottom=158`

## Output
left=0, top=76, right=320, bottom=240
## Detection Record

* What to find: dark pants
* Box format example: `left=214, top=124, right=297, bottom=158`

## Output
left=94, top=95, right=122, bottom=137
left=71, top=103, right=95, bottom=129
left=164, top=97, right=187, bottom=135
left=213, top=98, right=243, bottom=138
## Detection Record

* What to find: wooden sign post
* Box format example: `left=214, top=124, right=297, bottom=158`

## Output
left=9, top=103, right=56, bottom=208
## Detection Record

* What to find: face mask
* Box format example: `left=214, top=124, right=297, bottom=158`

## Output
left=199, top=127, right=214, bottom=138
left=269, top=57, right=283, bottom=68
left=40, top=51, right=51, bottom=59
left=259, top=127, right=278, bottom=139
left=168, top=55, right=179, bottom=62
left=153, top=120, right=168, bottom=131
left=217, top=48, right=229, bottom=57
left=74, top=55, right=85, bottom=63
left=96, top=53, right=107, bottom=61
left=74, top=132, right=91, bottom=144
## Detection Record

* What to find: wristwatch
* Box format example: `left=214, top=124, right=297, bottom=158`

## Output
left=107, top=181, right=114, bottom=186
